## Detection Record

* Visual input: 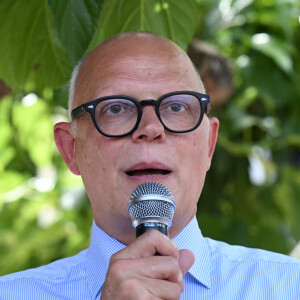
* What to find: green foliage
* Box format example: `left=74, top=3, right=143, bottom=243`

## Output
left=88, top=0, right=198, bottom=51
left=0, top=0, right=73, bottom=90
left=0, top=0, right=300, bottom=275
left=0, top=95, right=93, bottom=275
left=48, top=0, right=104, bottom=64
left=0, top=0, right=197, bottom=91
left=197, top=0, right=300, bottom=254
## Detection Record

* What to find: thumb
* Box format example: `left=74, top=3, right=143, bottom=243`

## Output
left=178, top=249, right=195, bottom=275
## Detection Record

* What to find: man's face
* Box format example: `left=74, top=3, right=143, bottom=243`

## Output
left=61, top=34, right=218, bottom=243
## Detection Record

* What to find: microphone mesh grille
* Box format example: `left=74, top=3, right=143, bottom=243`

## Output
left=128, top=199, right=175, bottom=221
left=128, top=182, right=175, bottom=225
left=130, top=181, right=173, bottom=199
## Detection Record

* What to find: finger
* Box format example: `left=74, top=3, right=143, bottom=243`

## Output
left=139, top=278, right=183, bottom=300
left=135, top=256, right=184, bottom=289
left=178, top=249, right=195, bottom=275
left=111, top=230, right=179, bottom=262
left=102, top=258, right=183, bottom=299
left=116, top=278, right=182, bottom=300
left=108, top=256, right=183, bottom=287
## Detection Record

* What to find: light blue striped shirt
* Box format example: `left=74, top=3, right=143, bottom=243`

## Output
left=0, top=216, right=299, bottom=299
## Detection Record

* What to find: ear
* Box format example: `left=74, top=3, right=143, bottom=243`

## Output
left=54, top=122, right=80, bottom=175
left=206, top=117, right=219, bottom=171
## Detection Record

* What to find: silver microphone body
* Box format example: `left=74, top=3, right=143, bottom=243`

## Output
left=127, top=182, right=176, bottom=237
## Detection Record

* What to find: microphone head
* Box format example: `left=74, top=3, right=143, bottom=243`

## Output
left=127, top=182, right=176, bottom=228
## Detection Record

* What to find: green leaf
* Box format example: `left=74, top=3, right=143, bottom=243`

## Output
left=286, top=134, right=300, bottom=147
left=13, top=98, right=54, bottom=167
left=274, top=0, right=294, bottom=41
left=0, top=0, right=72, bottom=90
left=89, top=0, right=198, bottom=51
left=47, top=0, right=104, bottom=65
left=251, top=34, right=294, bottom=74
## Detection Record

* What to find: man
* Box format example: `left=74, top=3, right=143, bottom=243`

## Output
left=0, top=32, right=299, bottom=299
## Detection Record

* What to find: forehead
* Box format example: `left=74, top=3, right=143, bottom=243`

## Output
left=75, top=34, right=202, bottom=105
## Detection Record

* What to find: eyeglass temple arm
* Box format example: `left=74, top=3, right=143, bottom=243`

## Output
left=71, top=105, right=87, bottom=120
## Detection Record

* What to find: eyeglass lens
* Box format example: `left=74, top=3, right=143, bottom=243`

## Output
left=96, top=99, right=137, bottom=136
left=94, top=94, right=202, bottom=136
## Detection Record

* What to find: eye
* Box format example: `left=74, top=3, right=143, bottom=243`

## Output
left=167, top=102, right=185, bottom=113
left=99, top=100, right=135, bottom=116
left=161, top=99, right=187, bottom=114
left=106, top=104, right=123, bottom=114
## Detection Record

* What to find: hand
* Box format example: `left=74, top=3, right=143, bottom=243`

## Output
left=100, top=230, right=195, bottom=300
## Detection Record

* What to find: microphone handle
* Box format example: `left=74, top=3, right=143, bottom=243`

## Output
left=136, top=221, right=169, bottom=237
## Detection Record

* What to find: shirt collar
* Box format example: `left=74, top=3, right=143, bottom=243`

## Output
left=86, top=216, right=211, bottom=298
left=173, top=216, right=211, bottom=289
left=86, top=221, right=126, bottom=299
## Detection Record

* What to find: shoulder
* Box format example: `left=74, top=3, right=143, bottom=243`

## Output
left=0, top=250, right=88, bottom=298
left=200, top=238, right=300, bottom=298
left=0, top=249, right=87, bottom=282
left=205, top=238, right=300, bottom=266
left=205, top=238, right=300, bottom=272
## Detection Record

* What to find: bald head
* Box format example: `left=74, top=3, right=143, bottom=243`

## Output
left=68, top=32, right=205, bottom=116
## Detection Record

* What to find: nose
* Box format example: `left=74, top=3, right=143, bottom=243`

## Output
left=131, top=105, right=166, bottom=142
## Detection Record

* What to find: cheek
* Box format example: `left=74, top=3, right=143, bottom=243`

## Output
left=189, top=134, right=209, bottom=169
left=75, top=137, right=122, bottom=208
left=75, top=132, right=106, bottom=180
left=181, top=133, right=210, bottom=195
left=75, top=134, right=126, bottom=190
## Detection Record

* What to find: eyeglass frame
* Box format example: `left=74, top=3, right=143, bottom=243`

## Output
left=71, top=90, right=211, bottom=138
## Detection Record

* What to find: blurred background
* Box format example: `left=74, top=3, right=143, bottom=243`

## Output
left=0, top=0, right=299, bottom=275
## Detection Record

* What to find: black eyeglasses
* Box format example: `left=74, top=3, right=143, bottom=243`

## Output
left=71, top=91, right=210, bottom=138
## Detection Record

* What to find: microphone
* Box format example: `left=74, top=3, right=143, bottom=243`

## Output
left=127, top=182, right=176, bottom=237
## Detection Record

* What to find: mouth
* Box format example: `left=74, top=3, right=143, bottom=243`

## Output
left=126, top=169, right=171, bottom=177
left=124, top=162, right=172, bottom=179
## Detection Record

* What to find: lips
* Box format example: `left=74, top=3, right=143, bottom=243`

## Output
left=125, top=162, right=172, bottom=177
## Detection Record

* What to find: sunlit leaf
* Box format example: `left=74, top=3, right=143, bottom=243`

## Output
left=13, top=98, right=54, bottom=167
left=251, top=34, right=293, bottom=74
